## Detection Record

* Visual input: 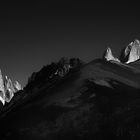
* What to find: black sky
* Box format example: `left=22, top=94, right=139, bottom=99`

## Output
left=0, top=2, right=140, bottom=86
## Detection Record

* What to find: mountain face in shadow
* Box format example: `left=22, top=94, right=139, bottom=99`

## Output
left=1, top=40, right=140, bottom=139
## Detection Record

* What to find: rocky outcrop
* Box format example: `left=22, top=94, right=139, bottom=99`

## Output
left=103, top=47, right=120, bottom=62
left=14, top=81, right=22, bottom=91
left=0, top=70, right=5, bottom=105
left=4, top=76, right=14, bottom=103
left=120, top=39, right=140, bottom=63
left=0, top=71, right=22, bottom=105
left=25, top=58, right=83, bottom=91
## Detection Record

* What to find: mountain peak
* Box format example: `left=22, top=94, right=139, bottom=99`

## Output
left=0, top=70, right=22, bottom=105
left=14, top=81, right=22, bottom=91
left=0, top=70, right=5, bottom=105
left=134, top=39, right=140, bottom=44
left=103, top=47, right=120, bottom=62
left=120, top=39, right=140, bottom=63
left=25, top=58, right=83, bottom=91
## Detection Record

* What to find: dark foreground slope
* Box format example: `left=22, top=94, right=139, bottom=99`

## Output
left=1, top=59, right=140, bottom=140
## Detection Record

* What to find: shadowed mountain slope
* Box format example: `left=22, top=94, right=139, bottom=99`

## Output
left=1, top=57, right=140, bottom=140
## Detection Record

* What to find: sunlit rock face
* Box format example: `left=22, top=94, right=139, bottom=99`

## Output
left=0, top=70, right=5, bottom=105
left=14, top=81, right=22, bottom=91
left=0, top=71, right=22, bottom=105
left=120, top=39, right=140, bottom=63
left=103, top=47, right=120, bottom=62
left=4, top=76, right=15, bottom=103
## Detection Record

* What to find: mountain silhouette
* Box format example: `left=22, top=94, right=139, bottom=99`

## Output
left=1, top=40, right=140, bottom=139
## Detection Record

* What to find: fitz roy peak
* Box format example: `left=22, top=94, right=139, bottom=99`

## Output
left=103, top=39, right=140, bottom=64
left=0, top=70, right=22, bottom=105
left=120, top=39, right=140, bottom=63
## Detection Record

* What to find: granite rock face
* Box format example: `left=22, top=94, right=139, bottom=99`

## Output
left=0, top=70, right=5, bottom=105
left=0, top=70, right=22, bottom=105
left=120, top=39, right=140, bottom=63
left=14, top=81, right=22, bottom=91
left=4, top=76, right=15, bottom=103
left=103, top=47, right=120, bottom=62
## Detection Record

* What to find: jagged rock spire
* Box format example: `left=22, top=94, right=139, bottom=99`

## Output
left=0, top=70, right=5, bottom=105
left=0, top=70, right=22, bottom=105
left=4, top=76, right=15, bottom=103
left=120, top=39, right=140, bottom=63
left=14, top=81, right=22, bottom=91
left=103, top=47, right=113, bottom=61
left=103, top=47, right=120, bottom=62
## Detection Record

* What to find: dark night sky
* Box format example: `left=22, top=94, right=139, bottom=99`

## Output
left=0, top=2, right=140, bottom=86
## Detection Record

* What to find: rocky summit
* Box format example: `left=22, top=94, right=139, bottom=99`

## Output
left=120, top=39, right=140, bottom=63
left=0, top=70, right=22, bottom=105
left=103, top=47, right=120, bottom=62
left=103, top=39, right=140, bottom=64
left=14, top=81, right=22, bottom=91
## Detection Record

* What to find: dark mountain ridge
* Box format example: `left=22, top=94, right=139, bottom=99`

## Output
left=1, top=40, right=140, bottom=139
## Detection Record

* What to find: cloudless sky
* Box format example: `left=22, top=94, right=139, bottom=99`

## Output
left=0, top=1, right=140, bottom=86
